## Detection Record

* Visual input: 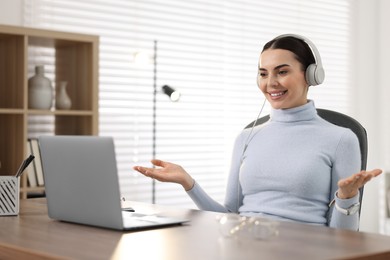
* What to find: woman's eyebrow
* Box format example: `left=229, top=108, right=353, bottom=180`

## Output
left=259, top=64, right=290, bottom=71
left=274, top=64, right=290, bottom=70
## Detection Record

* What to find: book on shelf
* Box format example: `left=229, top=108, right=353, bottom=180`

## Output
left=26, top=140, right=37, bottom=188
left=29, top=138, right=45, bottom=187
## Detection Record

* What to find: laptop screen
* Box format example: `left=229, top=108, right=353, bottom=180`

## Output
left=39, top=135, right=124, bottom=230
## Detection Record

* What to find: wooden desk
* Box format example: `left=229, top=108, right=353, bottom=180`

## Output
left=1, top=199, right=390, bottom=260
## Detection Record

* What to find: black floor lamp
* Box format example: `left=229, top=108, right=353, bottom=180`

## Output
left=151, top=40, right=180, bottom=204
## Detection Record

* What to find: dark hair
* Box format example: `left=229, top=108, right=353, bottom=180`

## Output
left=262, top=36, right=315, bottom=71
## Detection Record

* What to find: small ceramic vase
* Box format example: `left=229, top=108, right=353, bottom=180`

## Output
left=55, top=81, right=72, bottom=110
left=28, top=65, right=53, bottom=109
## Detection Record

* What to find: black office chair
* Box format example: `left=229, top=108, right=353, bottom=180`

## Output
left=244, top=108, right=368, bottom=217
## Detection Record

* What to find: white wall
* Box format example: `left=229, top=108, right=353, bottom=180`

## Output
left=352, top=0, right=390, bottom=233
left=1, top=0, right=388, bottom=234
left=377, top=0, right=390, bottom=235
left=0, top=0, right=22, bottom=25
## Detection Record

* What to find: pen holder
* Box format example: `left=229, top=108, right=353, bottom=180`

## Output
left=0, top=176, right=19, bottom=216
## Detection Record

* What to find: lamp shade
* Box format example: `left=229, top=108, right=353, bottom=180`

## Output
left=162, top=85, right=181, bottom=102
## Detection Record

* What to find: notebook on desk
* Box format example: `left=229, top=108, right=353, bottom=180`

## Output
left=38, top=135, right=188, bottom=230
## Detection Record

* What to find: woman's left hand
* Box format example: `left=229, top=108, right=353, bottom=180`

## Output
left=337, top=169, right=382, bottom=199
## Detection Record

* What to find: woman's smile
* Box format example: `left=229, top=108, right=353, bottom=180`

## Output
left=268, top=90, right=288, bottom=99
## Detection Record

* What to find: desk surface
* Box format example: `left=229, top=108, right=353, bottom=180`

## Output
left=1, top=199, right=390, bottom=260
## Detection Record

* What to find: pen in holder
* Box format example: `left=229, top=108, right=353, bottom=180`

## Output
left=0, top=176, right=19, bottom=216
left=0, top=154, right=34, bottom=216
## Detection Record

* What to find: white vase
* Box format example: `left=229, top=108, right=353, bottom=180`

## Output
left=28, top=65, right=53, bottom=109
left=55, top=81, right=72, bottom=110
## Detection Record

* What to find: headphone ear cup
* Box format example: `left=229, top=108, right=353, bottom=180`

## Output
left=315, top=66, right=325, bottom=85
left=305, top=63, right=325, bottom=86
left=305, top=64, right=317, bottom=86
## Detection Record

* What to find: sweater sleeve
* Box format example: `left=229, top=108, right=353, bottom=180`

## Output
left=186, top=181, right=229, bottom=212
left=186, top=132, right=246, bottom=213
left=328, top=129, right=361, bottom=230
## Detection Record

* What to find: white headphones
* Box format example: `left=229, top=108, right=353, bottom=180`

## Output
left=258, top=34, right=325, bottom=86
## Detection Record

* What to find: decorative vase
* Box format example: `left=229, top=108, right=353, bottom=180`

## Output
left=55, top=81, right=72, bottom=110
left=28, top=65, right=53, bottom=109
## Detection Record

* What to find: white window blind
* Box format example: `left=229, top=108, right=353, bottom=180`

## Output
left=24, top=0, right=354, bottom=208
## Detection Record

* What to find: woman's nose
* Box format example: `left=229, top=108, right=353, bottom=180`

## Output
left=267, top=75, right=278, bottom=87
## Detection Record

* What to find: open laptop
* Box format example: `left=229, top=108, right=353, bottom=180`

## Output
left=38, top=135, right=188, bottom=230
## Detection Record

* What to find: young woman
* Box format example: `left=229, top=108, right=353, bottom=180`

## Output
left=133, top=35, right=382, bottom=230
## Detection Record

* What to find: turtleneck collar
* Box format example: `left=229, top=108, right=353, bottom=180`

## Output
left=270, top=100, right=317, bottom=123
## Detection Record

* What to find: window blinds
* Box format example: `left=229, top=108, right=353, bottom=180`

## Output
left=24, top=0, right=354, bottom=208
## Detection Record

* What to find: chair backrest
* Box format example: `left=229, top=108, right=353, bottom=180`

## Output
left=244, top=108, right=368, bottom=216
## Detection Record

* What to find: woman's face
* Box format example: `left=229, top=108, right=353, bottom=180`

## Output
left=258, top=49, right=308, bottom=110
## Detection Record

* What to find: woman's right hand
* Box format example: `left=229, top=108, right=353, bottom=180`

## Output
left=133, top=159, right=195, bottom=191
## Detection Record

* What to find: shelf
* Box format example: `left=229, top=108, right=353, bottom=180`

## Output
left=27, top=109, right=94, bottom=116
left=0, top=108, right=24, bottom=114
left=0, top=24, right=99, bottom=199
left=0, top=108, right=94, bottom=116
left=23, top=186, right=46, bottom=193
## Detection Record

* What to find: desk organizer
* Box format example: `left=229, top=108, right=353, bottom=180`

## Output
left=0, top=176, right=19, bottom=216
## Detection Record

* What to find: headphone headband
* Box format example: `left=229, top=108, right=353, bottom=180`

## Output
left=273, top=34, right=325, bottom=86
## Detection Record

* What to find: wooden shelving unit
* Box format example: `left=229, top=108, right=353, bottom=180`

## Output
left=0, top=24, right=99, bottom=199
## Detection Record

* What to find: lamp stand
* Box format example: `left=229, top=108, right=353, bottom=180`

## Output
left=152, top=40, right=157, bottom=204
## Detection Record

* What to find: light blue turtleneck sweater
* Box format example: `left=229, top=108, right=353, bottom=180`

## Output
left=187, top=100, right=361, bottom=230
